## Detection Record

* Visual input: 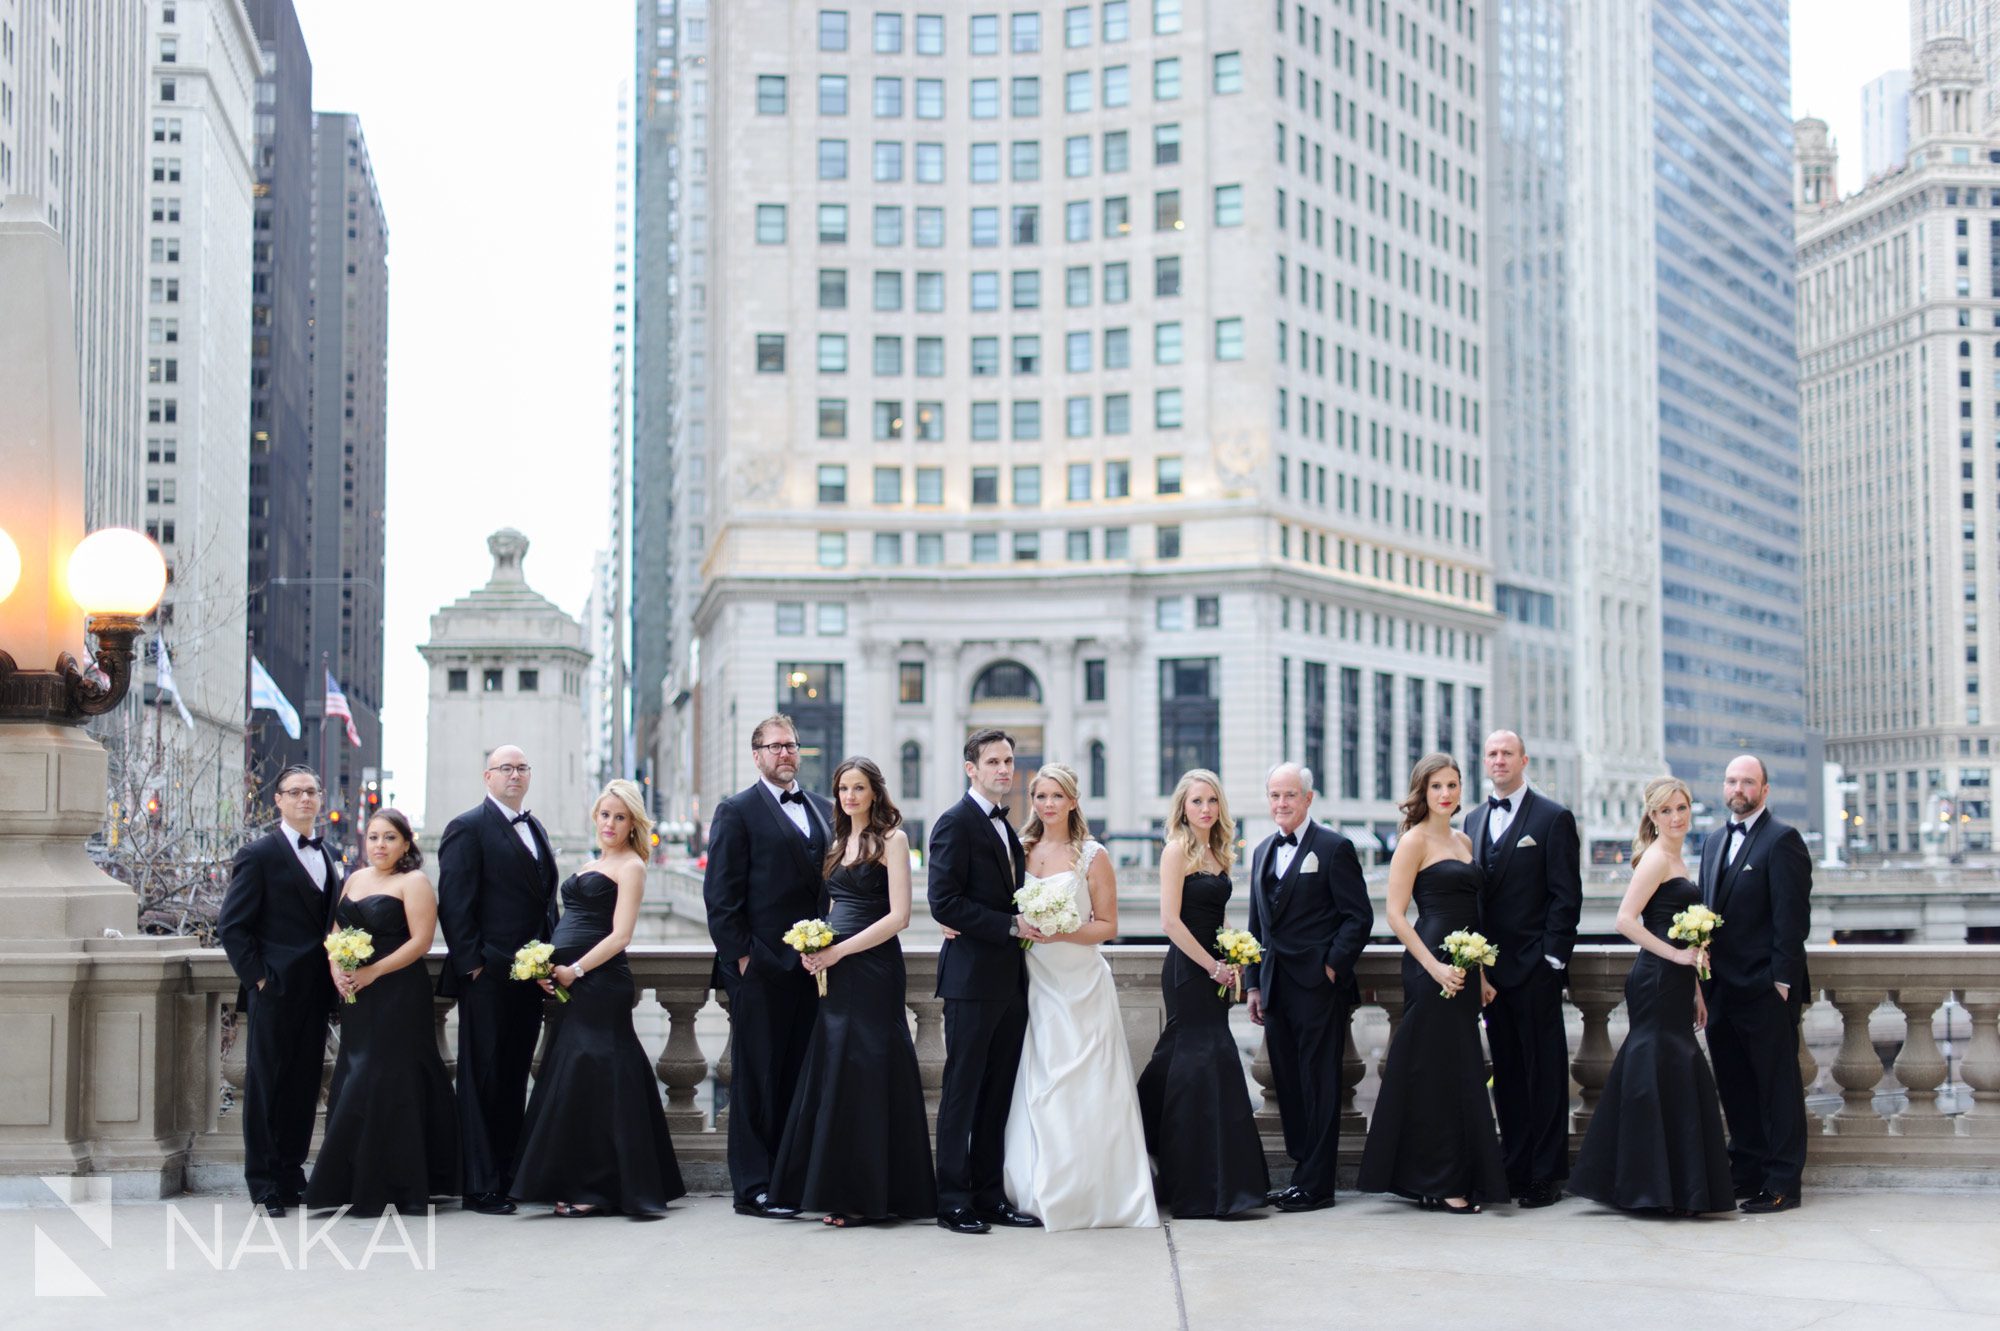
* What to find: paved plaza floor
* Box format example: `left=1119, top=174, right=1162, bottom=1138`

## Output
left=1, top=1188, right=1995, bottom=1330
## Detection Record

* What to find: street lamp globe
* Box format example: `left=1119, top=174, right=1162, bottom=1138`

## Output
left=0, top=525, right=19, bottom=605
left=65, top=528, right=166, bottom=617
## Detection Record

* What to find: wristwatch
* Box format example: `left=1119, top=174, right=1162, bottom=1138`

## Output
left=571, top=959, right=587, bottom=980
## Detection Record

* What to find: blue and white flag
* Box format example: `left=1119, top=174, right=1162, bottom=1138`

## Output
left=155, top=637, right=194, bottom=730
left=249, top=655, right=301, bottom=740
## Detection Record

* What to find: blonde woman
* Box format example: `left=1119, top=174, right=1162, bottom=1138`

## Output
left=1356, top=754, right=1509, bottom=1213
left=1000, top=764, right=1159, bottom=1230
left=511, top=780, right=686, bottom=1217
left=1134, top=770, right=1271, bottom=1218
left=1568, top=777, right=1734, bottom=1215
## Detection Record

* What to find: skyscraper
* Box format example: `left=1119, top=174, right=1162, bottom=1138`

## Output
left=656, top=2, right=1495, bottom=840
left=1863, top=69, right=1914, bottom=183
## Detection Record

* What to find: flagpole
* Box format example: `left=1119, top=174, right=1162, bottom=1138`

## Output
left=244, top=628, right=255, bottom=795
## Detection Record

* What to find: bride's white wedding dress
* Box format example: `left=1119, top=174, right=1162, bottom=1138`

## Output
left=1002, top=841, right=1160, bottom=1230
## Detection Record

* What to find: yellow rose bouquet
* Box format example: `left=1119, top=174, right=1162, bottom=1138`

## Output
left=1666, top=904, right=1723, bottom=980
left=1213, top=929, right=1263, bottom=1001
left=784, top=918, right=837, bottom=996
left=322, top=927, right=374, bottom=1004
left=1437, top=929, right=1498, bottom=998
left=511, top=939, right=569, bottom=1003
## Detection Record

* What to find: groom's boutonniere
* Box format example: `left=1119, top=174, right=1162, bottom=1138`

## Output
left=1300, top=851, right=1319, bottom=874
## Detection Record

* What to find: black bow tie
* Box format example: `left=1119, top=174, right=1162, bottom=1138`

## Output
left=510, top=811, right=533, bottom=826
left=988, top=805, right=1010, bottom=820
left=1274, top=832, right=1298, bottom=848
left=1488, top=796, right=1513, bottom=812
left=297, top=833, right=323, bottom=851
left=1725, top=820, right=1747, bottom=837
left=779, top=790, right=806, bottom=806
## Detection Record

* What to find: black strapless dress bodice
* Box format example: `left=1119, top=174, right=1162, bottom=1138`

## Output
left=1357, top=858, right=1510, bottom=1204
left=826, top=860, right=892, bottom=938
left=1137, top=870, right=1270, bottom=1217
left=306, top=892, right=459, bottom=1215
left=1569, top=875, right=1734, bottom=1213
left=550, top=870, right=630, bottom=981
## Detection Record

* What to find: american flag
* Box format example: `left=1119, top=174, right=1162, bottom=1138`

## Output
left=324, top=669, right=361, bottom=748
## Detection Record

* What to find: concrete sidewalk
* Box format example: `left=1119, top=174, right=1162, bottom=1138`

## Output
left=0, top=1190, right=1994, bottom=1329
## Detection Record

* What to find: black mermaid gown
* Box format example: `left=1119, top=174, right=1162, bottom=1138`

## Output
left=1136, top=871, right=1271, bottom=1217
left=1357, top=858, right=1510, bottom=1204
left=510, top=869, right=686, bottom=1215
left=1568, top=875, right=1734, bottom=1213
left=769, top=860, right=936, bottom=1220
left=305, top=893, right=459, bottom=1215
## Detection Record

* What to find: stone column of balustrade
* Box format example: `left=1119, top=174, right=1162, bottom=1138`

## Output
left=1959, top=985, right=2000, bottom=1138
left=1826, top=988, right=1892, bottom=1136
left=713, top=986, right=733, bottom=1134
left=1891, top=986, right=1955, bottom=1137
left=652, top=981, right=713, bottom=1135
left=1562, top=951, right=1625, bottom=1134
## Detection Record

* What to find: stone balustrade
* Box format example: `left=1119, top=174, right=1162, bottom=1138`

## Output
left=167, top=943, right=2000, bottom=1192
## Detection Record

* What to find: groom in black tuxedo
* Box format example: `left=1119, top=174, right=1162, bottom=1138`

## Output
left=436, top=743, right=559, bottom=1214
left=1466, top=730, right=1581, bottom=1209
left=1245, top=763, right=1372, bottom=1211
left=927, top=728, right=1043, bottom=1234
left=219, top=764, right=342, bottom=1216
left=1700, top=754, right=1813, bottom=1214
left=703, top=714, right=834, bottom=1219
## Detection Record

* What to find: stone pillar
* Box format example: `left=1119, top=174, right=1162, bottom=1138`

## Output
left=910, top=996, right=947, bottom=1119
left=1046, top=638, right=1077, bottom=767
left=1339, top=1009, right=1367, bottom=1138
left=1827, top=991, right=1891, bottom=1136
left=1958, top=987, right=2000, bottom=1137
left=1568, top=983, right=1620, bottom=1133
left=1104, top=637, right=1140, bottom=830
left=857, top=639, right=896, bottom=767
left=928, top=641, right=962, bottom=816
left=1891, top=988, right=1954, bottom=1137
left=654, top=983, right=712, bottom=1134
left=1250, top=1030, right=1281, bottom=1128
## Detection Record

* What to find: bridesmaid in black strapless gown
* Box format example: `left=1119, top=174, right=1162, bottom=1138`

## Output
left=512, top=861, right=686, bottom=1216
left=1358, top=858, right=1510, bottom=1205
left=769, top=854, right=935, bottom=1223
left=306, top=816, right=459, bottom=1216
left=1138, top=775, right=1273, bottom=1220
left=1569, top=796, right=1736, bottom=1213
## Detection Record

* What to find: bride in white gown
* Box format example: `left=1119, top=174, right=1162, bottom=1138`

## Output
left=1001, top=763, right=1160, bottom=1230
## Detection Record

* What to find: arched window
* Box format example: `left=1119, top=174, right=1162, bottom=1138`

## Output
left=900, top=740, right=922, bottom=801
left=1089, top=740, right=1107, bottom=800
left=1962, top=340, right=1973, bottom=356
left=970, top=659, right=1043, bottom=703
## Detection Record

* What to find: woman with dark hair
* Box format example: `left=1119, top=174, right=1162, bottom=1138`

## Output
left=305, top=809, right=459, bottom=1216
left=768, top=757, right=935, bottom=1226
left=1357, top=754, right=1510, bottom=1213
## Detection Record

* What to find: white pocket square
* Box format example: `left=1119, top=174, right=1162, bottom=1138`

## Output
left=1301, top=852, right=1319, bottom=873
left=1517, top=835, right=1537, bottom=848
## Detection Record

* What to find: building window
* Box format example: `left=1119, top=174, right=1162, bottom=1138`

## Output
left=1213, top=52, right=1242, bottom=94
left=1158, top=658, right=1220, bottom=795
left=972, top=467, right=1001, bottom=505
left=518, top=669, right=540, bottom=692
left=777, top=663, right=846, bottom=795
left=916, top=467, right=944, bottom=505
left=818, top=334, right=848, bottom=372
left=1105, top=527, right=1130, bottom=559
left=756, top=75, right=787, bottom=115
left=1155, top=322, right=1183, bottom=364
left=1156, top=456, right=1183, bottom=495
left=447, top=669, right=468, bottom=693
left=971, top=78, right=1000, bottom=118
left=818, top=532, right=848, bottom=567
left=1084, top=658, right=1107, bottom=702
left=818, top=464, right=847, bottom=504
left=1156, top=525, right=1182, bottom=558
left=1067, top=529, right=1091, bottom=560
left=1155, top=387, right=1184, bottom=428
left=756, top=334, right=786, bottom=372
left=1340, top=667, right=1361, bottom=800
left=1157, top=597, right=1184, bottom=631
left=818, top=398, right=848, bottom=437
left=873, top=533, right=902, bottom=565
left=820, top=10, right=849, bottom=50
left=1104, top=65, right=1130, bottom=107
left=1156, top=255, right=1181, bottom=297
left=1214, top=183, right=1243, bottom=226
left=1089, top=740, right=1107, bottom=799
left=755, top=204, right=786, bottom=243
left=899, top=661, right=926, bottom=703
left=776, top=603, right=807, bottom=636
left=901, top=740, right=923, bottom=799
left=820, top=74, right=849, bottom=115
left=1373, top=672, right=1395, bottom=800
left=873, top=271, right=905, bottom=314
left=818, top=603, right=847, bottom=635
left=1106, top=459, right=1131, bottom=498
left=916, top=14, right=944, bottom=54
left=972, top=533, right=1001, bottom=562
left=819, top=204, right=848, bottom=242
left=482, top=669, right=504, bottom=692
left=1153, top=58, right=1181, bottom=100
left=874, top=12, right=903, bottom=51
left=1215, top=317, right=1245, bottom=360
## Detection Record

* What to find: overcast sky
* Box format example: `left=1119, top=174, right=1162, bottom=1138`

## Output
left=288, top=3, right=1912, bottom=825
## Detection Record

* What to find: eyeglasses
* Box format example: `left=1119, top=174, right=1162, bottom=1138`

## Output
left=277, top=786, right=322, bottom=799
left=487, top=764, right=532, bottom=776
left=754, top=742, right=801, bottom=755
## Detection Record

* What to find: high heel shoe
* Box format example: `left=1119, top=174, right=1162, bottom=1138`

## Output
left=1439, top=1199, right=1481, bottom=1215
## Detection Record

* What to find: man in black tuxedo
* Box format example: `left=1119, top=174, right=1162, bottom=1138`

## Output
left=218, top=764, right=342, bottom=1216
left=435, top=743, right=559, bottom=1214
left=927, top=728, right=1043, bottom=1234
left=1700, top=754, right=1813, bottom=1214
left=1245, top=763, right=1373, bottom=1211
left=703, top=714, right=834, bottom=1219
left=1466, top=730, right=1581, bottom=1208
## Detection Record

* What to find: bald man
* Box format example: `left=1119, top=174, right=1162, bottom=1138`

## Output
left=436, top=744, right=559, bottom=1213
left=1467, top=730, right=1581, bottom=1208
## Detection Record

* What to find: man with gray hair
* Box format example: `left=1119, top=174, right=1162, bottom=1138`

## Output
left=1245, top=763, right=1373, bottom=1210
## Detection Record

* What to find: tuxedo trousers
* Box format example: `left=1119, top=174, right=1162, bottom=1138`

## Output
left=1261, top=979, right=1351, bottom=1197
left=722, top=965, right=817, bottom=1203
left=241, top=986, right=331, bottom=1204
left=937, top=993, right=1028, bottom=1212
left=1705, top=986, right=1807, bottom=1196
left=453, top=966, right=546, bottom=1196
left=1485, top=963, right=1571, bottom=1189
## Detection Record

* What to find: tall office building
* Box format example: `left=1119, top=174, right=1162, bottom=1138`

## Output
left=1799, top=38, right=2000, bottom=854
left=1487, top=0, right=1664, bottom=856
left=140, top=0, right=261, bottom=813
left=306, top=111, right=388, bottom=813
left=242, top=0, right=314, bottom=789
left=590, top=86, right=634, bottom=793
left=665, top=2, right=1495, bottom=842
left=1864, top=69, right=1914, bottom=183
left=0, top=3, right=146, bottom=530
left=1650, top=0, right=1807, bottom=820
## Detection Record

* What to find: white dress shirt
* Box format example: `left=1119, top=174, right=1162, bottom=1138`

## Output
left=1272, top=824, right=1304, bottom=877
left=762, top=778, right=812, bottom=836
left=488, top=793, right=540, bottom=859
left=288, top=827, right=328, bottom=892
left=967, top=789, right=1015, bottom=853
left=1723, top=805, right=1765, bottom=867
left=1485, top=783, right=1563, bottom=971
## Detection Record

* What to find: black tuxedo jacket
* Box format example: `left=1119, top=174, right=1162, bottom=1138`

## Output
left=435, top=798, right=560, bottom=992
left=702, top=781, right=834, bottom=986
left=219, top=827, right=342, bottom=1008
left=1245, top=820, right=1371, bottom=1009
left=1699, top=810, right=1812, bottom=1001
left=1466, top=787, right=1582, bottom=989
left=927, top=793, right=1028, bottom=1002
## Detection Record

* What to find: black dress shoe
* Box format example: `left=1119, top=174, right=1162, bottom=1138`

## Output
left=976, top=1202, right=1042, bottom=1228
left=732, top=1193, right=799, bottom=1219
left=937, top=1207, right=991, bottom=1234
left=1516, top=1182, right=1562, bottom=1209
left=256, top=1202, right=287, bottom=1218
left=1274, top=1190, right=1336, bottom=1212
left=465, top=1193, right=517, bottom=1215
left=1740, top=1190, right=1800, bottom=1214
left=1732, top=1181, right=1760, bottom=1201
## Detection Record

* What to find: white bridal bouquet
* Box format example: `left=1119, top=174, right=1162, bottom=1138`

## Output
left=1437, top=929, right=1498, bottom=998
left=1013, top=878, right=1081, bottom=949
